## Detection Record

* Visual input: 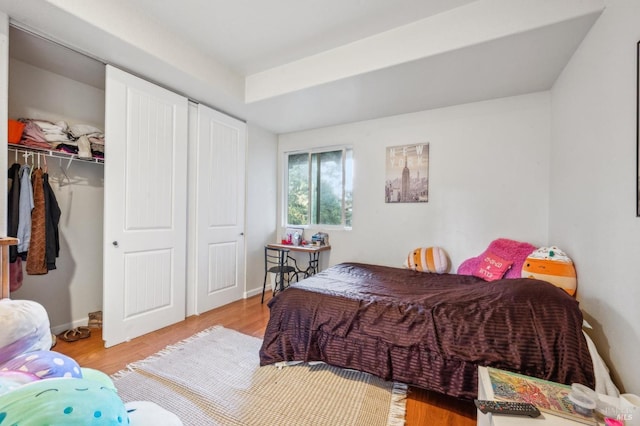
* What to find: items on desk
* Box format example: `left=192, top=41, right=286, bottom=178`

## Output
left=281, top=232, right=304, bottom=246
left=311, top=232, right=329, bottom=246
left=280, top=230, right=330, bottom=247
left=283, top=227, right=304, bottom=246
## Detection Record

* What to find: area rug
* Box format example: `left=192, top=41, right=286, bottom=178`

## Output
left=112, top=326, right=407, bottom=426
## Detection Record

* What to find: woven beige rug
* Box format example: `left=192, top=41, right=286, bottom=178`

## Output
left=112, top=325, right=407, bottom=426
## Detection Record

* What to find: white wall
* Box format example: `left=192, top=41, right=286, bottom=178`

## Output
left=8, top=58, right=105, bottom=333
left=245, top=124, right=278, bottom=296
left=0, top=14, right=7, bottom=233
left=550, top=0, right=640, bottom=394
left=279, top=92, right=552, bottom=270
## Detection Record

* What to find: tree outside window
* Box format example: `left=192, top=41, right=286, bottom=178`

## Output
left=286, top=147, right=352, bottom=228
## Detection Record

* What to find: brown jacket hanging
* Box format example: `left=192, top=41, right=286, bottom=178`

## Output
left=26, top=168, right=47, bottom=275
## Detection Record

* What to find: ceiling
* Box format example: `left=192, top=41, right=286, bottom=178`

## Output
left=131, top=0, right=478, bottom=76
left=0, top=0, right=605, bottom=134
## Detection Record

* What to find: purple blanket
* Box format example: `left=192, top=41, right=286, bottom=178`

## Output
left=259, top=263, right=594, bottom=399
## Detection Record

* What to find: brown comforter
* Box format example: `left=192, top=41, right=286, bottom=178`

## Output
left=259, top=262, right=594, bottom=399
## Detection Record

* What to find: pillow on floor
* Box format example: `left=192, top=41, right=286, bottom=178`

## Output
left=458, top=238, right=536, bottom=280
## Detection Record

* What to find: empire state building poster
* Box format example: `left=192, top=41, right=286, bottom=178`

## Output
left=385, top=143, right=429, bottom=203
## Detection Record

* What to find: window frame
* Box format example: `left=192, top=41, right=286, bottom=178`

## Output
left=283, top=145, right=353, bottom=230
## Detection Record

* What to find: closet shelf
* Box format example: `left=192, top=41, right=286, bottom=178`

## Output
left=8, top=143, right=104, bottom=165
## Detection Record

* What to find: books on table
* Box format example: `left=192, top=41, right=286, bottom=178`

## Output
left=484, top=367, right=597, bottom=425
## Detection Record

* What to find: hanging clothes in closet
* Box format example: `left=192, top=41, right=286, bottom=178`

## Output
left=26, top=167, right=46, bottom=275
left=7, top=163, right=20, bottom=263
left=7, top=163, right=23, bottom=291
left=43, top=171, right=61, bottom=271
left=7, top=156, right=61, bottom=282
left=17, top=164, right=33, bottom=257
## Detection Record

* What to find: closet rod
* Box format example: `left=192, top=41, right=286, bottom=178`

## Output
left=8, top=145, right=104, bottom=165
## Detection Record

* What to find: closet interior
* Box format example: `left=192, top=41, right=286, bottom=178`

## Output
left=5, top=24, right=248, bottom=347
left=7, top=26, right=106, bottom=334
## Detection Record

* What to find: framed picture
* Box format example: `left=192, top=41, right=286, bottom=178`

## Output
left=637, top=41, right=640, bottom=216
left=385, top=143, right=429, bottom=203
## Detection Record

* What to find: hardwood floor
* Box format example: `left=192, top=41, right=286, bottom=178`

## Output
left=54, top=293, right=476, bottom=426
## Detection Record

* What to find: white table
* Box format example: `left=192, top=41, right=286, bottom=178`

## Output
left=477, top=366, right=620, bottom=425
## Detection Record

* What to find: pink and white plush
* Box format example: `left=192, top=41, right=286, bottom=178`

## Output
left=457, top=238, right=537, bottom=280
left=0, top=299, right=52, bottom=365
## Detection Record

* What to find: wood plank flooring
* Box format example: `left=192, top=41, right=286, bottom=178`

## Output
left=54, top=294, right=476, bottom=426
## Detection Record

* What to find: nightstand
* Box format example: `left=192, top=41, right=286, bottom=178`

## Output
left=477, top=366, right=619, bottom=425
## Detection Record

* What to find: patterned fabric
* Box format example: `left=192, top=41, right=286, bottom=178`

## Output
left=26, top=169, right=47, bottom=275
left=260, top=262, right=594, bottom=400
left=0, top=350, right=82, bottom=379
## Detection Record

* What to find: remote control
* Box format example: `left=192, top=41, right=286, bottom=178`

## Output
left=474, top=399, right=541, bottom=417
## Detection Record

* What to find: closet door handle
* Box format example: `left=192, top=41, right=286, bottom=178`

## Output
left=112, top=241, right=119, bottom=248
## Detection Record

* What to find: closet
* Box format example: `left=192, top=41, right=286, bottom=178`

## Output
left=4, top=25, right=247, bottom=348
left=7, top=26, right=106, bottom=337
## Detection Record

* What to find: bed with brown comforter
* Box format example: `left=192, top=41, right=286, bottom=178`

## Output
left=259, top=262, right=594, bottom=399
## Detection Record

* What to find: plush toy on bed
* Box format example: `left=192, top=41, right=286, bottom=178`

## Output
left=522, top=246, right=577, bottom=296
left=458, top=239, right=578, bottom=295
left=403, top=246, right=450, bottom=273
left=0, top=298, right=183, bottom=425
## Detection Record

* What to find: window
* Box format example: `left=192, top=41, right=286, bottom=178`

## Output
left=286, top=147, right=353, bottom=228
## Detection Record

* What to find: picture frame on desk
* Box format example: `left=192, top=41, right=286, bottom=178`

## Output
left=283, top=227, right=304, bottom=244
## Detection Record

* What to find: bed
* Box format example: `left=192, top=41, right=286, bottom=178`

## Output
left=259, top=262, right=595, bottom=400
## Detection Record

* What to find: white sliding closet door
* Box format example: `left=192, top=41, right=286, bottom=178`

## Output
left=194, top=103, right=246, bottom=313
left=103, top=66, right=188, bottom=347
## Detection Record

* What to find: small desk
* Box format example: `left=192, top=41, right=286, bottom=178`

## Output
left=266, top=243, right=331, bottom=278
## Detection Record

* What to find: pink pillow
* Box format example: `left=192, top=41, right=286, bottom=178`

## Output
left=473, top=253, right=513, bottom=281
left=457, top=238, right=537, bottom=279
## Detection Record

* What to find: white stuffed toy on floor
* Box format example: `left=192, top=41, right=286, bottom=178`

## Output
left=125, top=401, right=183, bottom=426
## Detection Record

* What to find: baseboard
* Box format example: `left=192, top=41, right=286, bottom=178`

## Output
left=51, top=317, right=90, bottom=335
left=244, top=287, right=264, bottom=298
